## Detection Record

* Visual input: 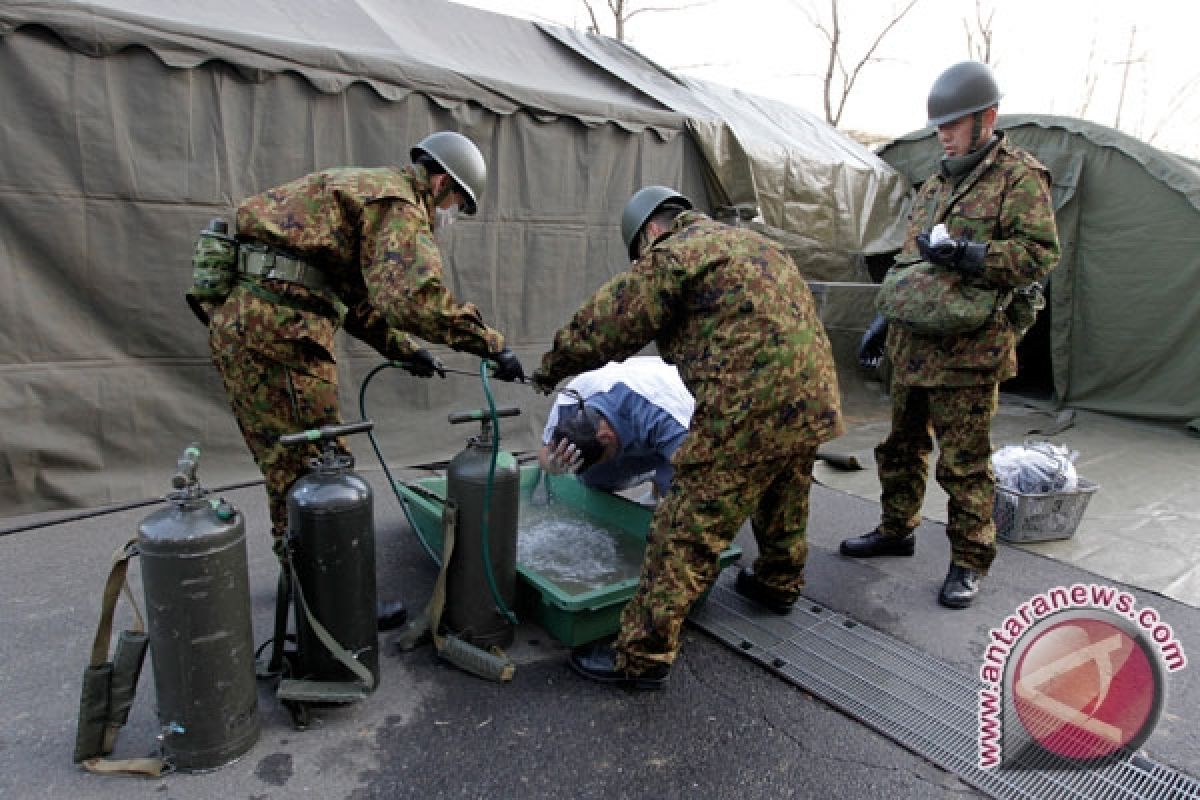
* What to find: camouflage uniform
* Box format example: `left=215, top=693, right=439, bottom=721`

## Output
left=879, top=132, right=1060, bottom=571
left=204, top=166, right=506, bottom=548
left=537, top=211, right=843, bottom=674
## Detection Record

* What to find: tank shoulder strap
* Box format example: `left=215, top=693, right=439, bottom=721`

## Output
left=391, top=500, right=516, bottom=682
left=74, top=539, right=165, bottom=776
left=283, top=560, right=377, bottom=692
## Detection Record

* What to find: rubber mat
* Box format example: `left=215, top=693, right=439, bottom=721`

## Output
left=689, top=573, right=1200, bottom=800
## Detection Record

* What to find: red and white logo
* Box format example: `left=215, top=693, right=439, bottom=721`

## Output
left=1007, top=611, right=1162, bottom=763
left=977, top=585, right=1186, bottom=769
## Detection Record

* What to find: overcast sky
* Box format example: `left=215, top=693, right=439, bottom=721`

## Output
left=452, top=0, right=1200, bottom=158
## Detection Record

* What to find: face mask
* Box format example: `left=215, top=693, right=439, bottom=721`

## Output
left=435, top=205, right=459, bottom=231
left=636, top=228, right=653, bottom=260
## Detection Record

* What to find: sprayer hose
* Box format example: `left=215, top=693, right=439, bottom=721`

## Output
left=358, top=360, right=517, bottom=625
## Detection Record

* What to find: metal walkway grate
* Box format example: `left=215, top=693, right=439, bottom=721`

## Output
left=689, top=576, right=1200, bottom=800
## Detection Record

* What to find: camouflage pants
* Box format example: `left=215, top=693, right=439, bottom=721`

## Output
left=875, top=383, right=998, bottom=572
left=615, top=446, right=817, bottom=674
left=209, top=324, right=341, bottom=545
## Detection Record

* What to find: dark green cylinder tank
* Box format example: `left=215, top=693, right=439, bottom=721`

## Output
left=286, top=453, right=379, bottom=688
left=445, top=409, right=521, bottom=650
left=137, top=447, right=259, bottom=772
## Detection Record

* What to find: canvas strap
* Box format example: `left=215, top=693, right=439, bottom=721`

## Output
left=285, top=559, right=377, bottom=691
left=239, top=245, right=328, bottom=291
left=391, top=500, right=515, bottom=682
left=75, top=539, right=165, bottom=777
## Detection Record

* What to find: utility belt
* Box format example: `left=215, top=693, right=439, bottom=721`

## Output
left=238, top=244, right=328, bottom=292
left=187, top=218, right=334, bottom=323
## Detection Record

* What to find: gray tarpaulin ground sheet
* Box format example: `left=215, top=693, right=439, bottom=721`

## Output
left=0, top=0, right=909, bottom=517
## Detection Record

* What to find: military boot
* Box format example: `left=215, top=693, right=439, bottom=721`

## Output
left=569, top=642, right=669, bottom=690
left=839, top=528, right=915, bottom=558
left=938, top=564, right=981, bottom=609
left=376, top=600, right=408, bottom=631
left=734, top=567, right=796, bottom=614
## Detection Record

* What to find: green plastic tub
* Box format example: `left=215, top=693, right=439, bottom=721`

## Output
left=396, top=465, right=742, bottom=647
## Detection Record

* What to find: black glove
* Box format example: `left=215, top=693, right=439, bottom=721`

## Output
left=530, top=368, right=558, bottom=396
left=858, top=314, right=890, bottom=369
left=398, top=349, right=445, bottom=378
left=916, top=232, right=988, bottom=276
left=489, top=348, right=526, bottom=382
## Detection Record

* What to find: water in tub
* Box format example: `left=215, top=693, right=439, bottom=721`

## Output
left=516, top=500, right=646, bottom=595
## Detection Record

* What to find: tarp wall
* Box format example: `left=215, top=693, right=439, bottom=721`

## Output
left=878, top=115, right=1200, bottom=426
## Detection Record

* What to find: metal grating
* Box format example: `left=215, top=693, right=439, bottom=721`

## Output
left=689, top=575, right=1200, bottom=800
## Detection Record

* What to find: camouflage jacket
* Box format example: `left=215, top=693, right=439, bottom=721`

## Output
left=537, top=211, right=844, bottom=467
left=211, top=166, right=503, bottom=379
left=887, top=132, right=1060, bottom=386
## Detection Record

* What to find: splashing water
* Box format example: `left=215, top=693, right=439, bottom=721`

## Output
left=517, top=502, right=646, bottom=596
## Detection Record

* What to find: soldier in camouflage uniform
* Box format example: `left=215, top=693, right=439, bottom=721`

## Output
left=190, top=131, right=526, bottom=571
left=843, top=62, right=1061, bottom=608
left=531, top=186, right=843, bottom=688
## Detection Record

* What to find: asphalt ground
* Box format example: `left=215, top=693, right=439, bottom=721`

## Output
left=2, top=467, right=1197, bottom=800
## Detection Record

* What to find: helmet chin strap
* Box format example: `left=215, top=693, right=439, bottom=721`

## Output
left=969, top=110, right=983, bottom=153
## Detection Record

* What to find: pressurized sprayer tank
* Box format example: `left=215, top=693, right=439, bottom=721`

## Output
left=137, top=444, right=259, bottom=771
left=280, top=421, right=380, bottom=691
left=444, top=407, right=521, bottom=650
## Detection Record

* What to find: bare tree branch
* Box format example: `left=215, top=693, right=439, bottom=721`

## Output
left=1077, top=33, right=1100, bottom=118
left=580, top=0, right=713, bottom=41
left=581, top=0, right=603, bottom=34
left=789, top=0, right=919, bottom=127
left=1113, top=25, right=1145, bottom=130
left=1145, top=72, right=1200, bottom=144
left=833, top=0, right=918, bottom=125
left=963, top=0, right=995, bottom=63
left=626, top=1, right=711, bottom=20
left=822, top=0, right=841, bottom=123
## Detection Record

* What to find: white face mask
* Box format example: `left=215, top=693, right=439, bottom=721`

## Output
left=435, top=206, right=459, bottom=231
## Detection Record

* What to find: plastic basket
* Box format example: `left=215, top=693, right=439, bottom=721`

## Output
left=993, top=478, right=1098, bottom=543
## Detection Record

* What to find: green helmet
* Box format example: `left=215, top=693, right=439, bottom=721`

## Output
left=410, top=131, right=487, bottom=215
left=926, top=61, right=1002, bottom=127
left=620, top=185, right=692, bottom=260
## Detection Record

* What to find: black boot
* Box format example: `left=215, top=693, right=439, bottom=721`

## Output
left=839, top=528, right=915, bottom=558
left=569, top=642, right=669, bottom=690
left=734, top=567, right=796, bottom=614
left=376, top=600, right=408, bottom=631
left=938, top=564, right=981, bottom=609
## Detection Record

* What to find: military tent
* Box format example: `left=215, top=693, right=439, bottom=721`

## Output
left=0, top=0, right=910, bottom=516
left=878, top=114, right=1200, bottom=427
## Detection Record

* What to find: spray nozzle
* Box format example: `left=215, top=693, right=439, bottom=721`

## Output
left=171, top=444, right=201, bottom=490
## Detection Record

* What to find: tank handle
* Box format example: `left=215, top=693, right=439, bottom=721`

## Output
left=448, top=407, right=520, bottom=425
left=278, top=420, right=375, bottom=446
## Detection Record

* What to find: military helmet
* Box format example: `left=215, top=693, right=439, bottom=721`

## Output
left=410, top=131, right=487, bottom=215
left=551, top=398, right=607, bottom=473
left=926, top=61, right=1002, bottom=127
left=620, top=185, right=692, bottom=260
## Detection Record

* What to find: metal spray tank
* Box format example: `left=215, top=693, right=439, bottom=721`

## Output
left=137, top=444, right=259, bottom=771
left=278, top=421, right=379, bottom=703
left=444, top=407, right=522, bottom=650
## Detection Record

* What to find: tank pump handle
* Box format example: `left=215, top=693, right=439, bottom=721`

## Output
left=448, top=407, right=520, bottom=425
left=278, top=420, right=375, bottom=446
